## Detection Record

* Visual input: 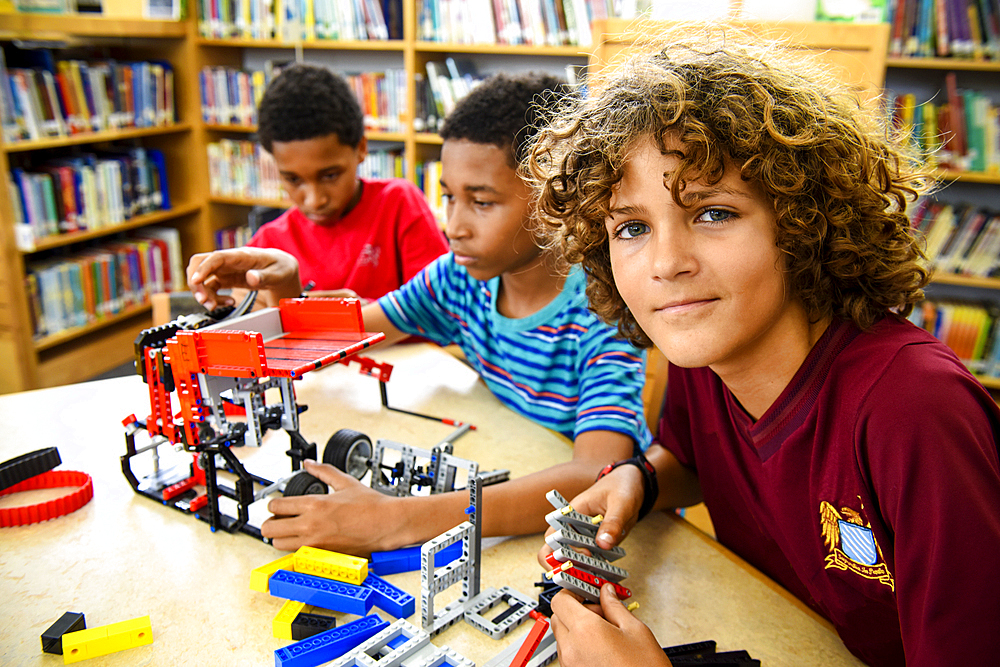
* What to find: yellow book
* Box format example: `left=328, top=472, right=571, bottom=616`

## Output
left=67, top=61, right=92, bottom=132
left=305, top=0, right=315, bottom=40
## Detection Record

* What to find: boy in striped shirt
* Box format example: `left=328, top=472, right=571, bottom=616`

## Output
left=187, top=73, right=652, bottom=555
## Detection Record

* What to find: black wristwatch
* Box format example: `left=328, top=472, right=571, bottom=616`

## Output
left=596, top=451, right=659, bottom=520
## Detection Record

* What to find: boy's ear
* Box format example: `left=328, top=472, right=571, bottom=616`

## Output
left=356, top=136, right=369, bottom=163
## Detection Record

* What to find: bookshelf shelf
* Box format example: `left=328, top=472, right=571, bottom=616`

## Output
left=0, top=15, right=187, bottom=39
left=415, top=133, right=444, bottom=145
left=974, top=375, right=1000, bottom=390
left=33, top=302, right=152, bottom=352
left=203, top=123, right=404, bottom=142
left=22, top=202, right=201, bottom=254
left=929, top=273, right=1000, bottom=290
left=205, top=124, right=256, bottom=133
left=2, top=124, right=193, bottom=154
left=211, top=195, right=289, bottom=208
left=414, top=41, right=588, bottom=57
left=886, top=57, right=1000, bottom=72
left=196, top=37, right=406, bottom=51
left=936, top=170, right=1000, bottom=185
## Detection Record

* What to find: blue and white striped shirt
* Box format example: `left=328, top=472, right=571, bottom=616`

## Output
left=377, top=255, right=652, bottom=448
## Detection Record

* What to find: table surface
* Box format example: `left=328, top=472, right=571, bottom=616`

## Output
left=0, top=343, right=865, bottom=666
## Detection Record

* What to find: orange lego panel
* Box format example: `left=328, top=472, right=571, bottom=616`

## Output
left=278, top=297, right=364, bottom=334
left=183, top=330, right=268, bottom=378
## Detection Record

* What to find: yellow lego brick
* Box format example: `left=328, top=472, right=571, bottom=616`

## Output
left=293, top=546, right=368, bottom=585
left=273, top=599, right=307, bottom=640
left=62, top=616, right=152, bottom=664
left=250, top=553, right=297, bottom=592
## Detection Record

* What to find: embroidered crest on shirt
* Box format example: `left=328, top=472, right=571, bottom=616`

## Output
left=819, top=500, right=895, bottom=592
left=358, top=244, right=380, bottom=268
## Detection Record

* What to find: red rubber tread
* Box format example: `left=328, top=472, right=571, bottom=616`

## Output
left=0, top=470, right=94, bottom=527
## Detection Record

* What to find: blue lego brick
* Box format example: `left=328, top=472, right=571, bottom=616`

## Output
left=370, top=541, right=463, bottom=576
left=274, top=614, right=389, bottom=667
left=361, top=572, right=416, bottom=618
left=270, top=570, right=374, bottom=616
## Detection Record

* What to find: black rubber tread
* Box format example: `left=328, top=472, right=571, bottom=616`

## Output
left=0, top=447, right=61, bottom=492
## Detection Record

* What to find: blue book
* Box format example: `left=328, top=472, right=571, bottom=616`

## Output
left=147, top=148, right=171, bottom=210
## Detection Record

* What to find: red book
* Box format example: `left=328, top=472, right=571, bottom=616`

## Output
left=945, top=73, right=967, bottom=164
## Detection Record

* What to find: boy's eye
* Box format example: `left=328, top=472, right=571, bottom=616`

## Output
left=616, top=222, right=649, bottom=239
left=321, top=171, right=342, bottom=181
left=696, top=208, right=733, bottom=224
left=473, top=200, right=494, bottom=209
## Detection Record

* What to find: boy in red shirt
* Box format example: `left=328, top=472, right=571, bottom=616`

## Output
left=221, top=64, right=446, bottom=306
left=529, top=27, right=1000, bottom=667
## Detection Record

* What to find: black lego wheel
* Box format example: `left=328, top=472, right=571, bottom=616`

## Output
left=283, top=471, right=328, bottom=496
left=323, top=429, right=372, bottom=479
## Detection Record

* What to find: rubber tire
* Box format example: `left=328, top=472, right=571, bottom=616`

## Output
left=283, top=471, right=328, bottom=496
left=323, top=429, right=373, bottom=479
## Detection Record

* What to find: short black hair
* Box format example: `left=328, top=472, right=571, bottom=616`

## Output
left=256, top=63, right=364, bottom=152
left=439, top=72, right=569, bottom=167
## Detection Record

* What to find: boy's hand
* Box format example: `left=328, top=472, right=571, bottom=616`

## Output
left=537, top=464, right=645, bottom=566
left=187, top=248, right=302, bottom=310
left=261, top=460, right=408, bottom=556
left=550, top=585, right=670, bottom=667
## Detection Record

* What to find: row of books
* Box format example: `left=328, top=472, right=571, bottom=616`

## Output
left=10, top=148, right=171, bottom=251
left=414, top=59, right=482, bottom=133
left=887, top=0, right=1000, bottom=59
left=200, top=67, right=268, bottom=126
left=888, top=74, right=1000, bottom=173
left=25, top=228, right=184, bottom=338
left=208, top=139, right=285, bottom=201
left=416, top=158, right=445, bottom=223
left=417, top=0, right=619, bottom=46
left=197, top=0, right=402, bottom=41
left=914, top=198, right=1000, bottom=277
left=0, top=49, right=176, bottom=144
left=216, top=224, right=253, bottom=249
left=909, top=299, right=1000, bottom=377
left=201, top=65, right=407, bottom=133
left=207, top=138, right=407, bottom=199
left=358, top=148, right=406, bottom=180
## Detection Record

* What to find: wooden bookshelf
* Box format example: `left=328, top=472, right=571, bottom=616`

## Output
left=0, top=15, right=204, bottom=393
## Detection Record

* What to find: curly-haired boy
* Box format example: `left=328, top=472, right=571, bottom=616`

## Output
left=233, top=63, right=446, bottom=303
left=529, top=26, right=1000, bottom=667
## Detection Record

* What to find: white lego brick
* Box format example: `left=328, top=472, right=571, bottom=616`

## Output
left=550, top=547, right=628, bottom=582
left=545, top=525, right=625, bottom=562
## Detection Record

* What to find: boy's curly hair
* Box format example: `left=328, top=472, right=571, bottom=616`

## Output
left=440, top=72, right=570, bottom=167
left=528, top=26, right=932, bottom=348
left=257, top=63, right=364, bottom=152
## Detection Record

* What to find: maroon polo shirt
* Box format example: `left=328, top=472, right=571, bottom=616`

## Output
left=660, top=316, right=1000, bottom=666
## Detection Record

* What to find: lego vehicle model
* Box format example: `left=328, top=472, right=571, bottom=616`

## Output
left=121, top=296, right=385, bottom=539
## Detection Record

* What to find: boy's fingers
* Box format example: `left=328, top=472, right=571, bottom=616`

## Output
left=596, top=512, right=628, bottom=549
left=303, top=459, right=357, bottom=492
left=597, top=583, right=633, bottom=627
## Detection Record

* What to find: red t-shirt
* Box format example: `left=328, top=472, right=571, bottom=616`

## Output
left=660, top=316, right=1000, bottom=667
left=247, top=178, right=447, bottom=300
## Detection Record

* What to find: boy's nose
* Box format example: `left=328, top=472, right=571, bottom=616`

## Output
left=651, top=228, right=697, bottom=280
left=444, top=209, right=470, bottom=240
left=303, top=184, right=327, bottom=210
